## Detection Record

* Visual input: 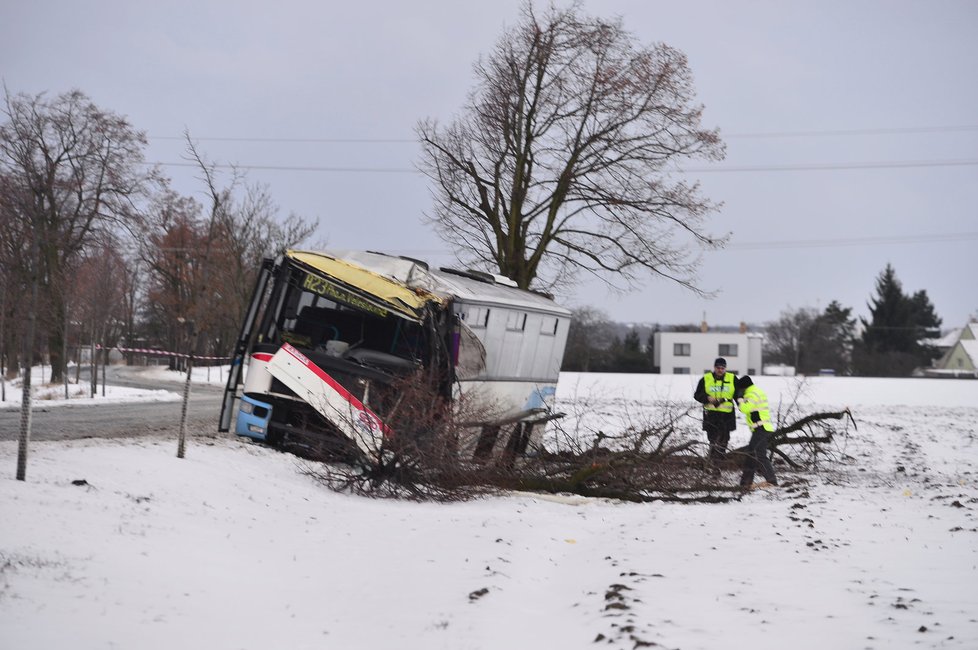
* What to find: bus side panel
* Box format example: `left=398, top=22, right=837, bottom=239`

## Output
left=452, top=378, right=560, bottom=459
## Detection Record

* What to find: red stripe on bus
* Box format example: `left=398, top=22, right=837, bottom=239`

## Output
left=279, top=343, right=392, bottom=436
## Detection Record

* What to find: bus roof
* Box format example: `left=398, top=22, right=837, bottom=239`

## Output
left=289, top=249, right=570, bottom=318
left=286, top=250, right=443, bottom=320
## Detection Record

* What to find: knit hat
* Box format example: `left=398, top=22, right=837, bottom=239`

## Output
left=714, top=357, right=727, bottom=367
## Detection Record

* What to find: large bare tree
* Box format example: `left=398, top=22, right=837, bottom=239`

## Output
left=1, top=89, right=157, bottom=480
left=139, top=135, right=317, bottom=458
left=417, top=2, right=726, bottom=293
left=0, top=89, right=158, bottom=385
left=209, top=181, right=318, bottom=354
left=140, top=141, right=318, bottom=365
left=0, top=171, right=29, bottom=381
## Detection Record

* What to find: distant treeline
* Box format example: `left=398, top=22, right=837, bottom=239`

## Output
left=561, top=265, right=944, bottom=377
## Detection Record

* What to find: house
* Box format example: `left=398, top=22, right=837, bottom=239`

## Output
left=924, top=321, right=978, bottom=378
left=653, top=322, right=763, bottom=376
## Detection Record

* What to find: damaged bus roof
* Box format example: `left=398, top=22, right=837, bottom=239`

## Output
left=286, top=249, right=570, bottom=318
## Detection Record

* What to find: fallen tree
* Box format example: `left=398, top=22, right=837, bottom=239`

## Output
left=498, top=408, right=856, bottom=503
left=297, top=376, right=857, bottom=503
left=748, top=409, right=857, bottom=469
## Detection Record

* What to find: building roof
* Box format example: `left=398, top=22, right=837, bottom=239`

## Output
left=931, top=321, right=978, bottom=373
left=958, top=339, right=978, bottom=368
left=926, top=327, right=963, bottom=348
left=963, top=322, right=978, bottom=340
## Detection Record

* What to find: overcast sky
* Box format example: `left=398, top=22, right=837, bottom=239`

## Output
left=3, top=0, right=976, bottom=330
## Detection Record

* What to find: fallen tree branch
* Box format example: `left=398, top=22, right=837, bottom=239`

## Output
left=771, top=446, right=802, bottom=469
left=772, top=409, right=855, bottom=436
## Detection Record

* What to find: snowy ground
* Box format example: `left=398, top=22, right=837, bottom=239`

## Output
left=2, top=372, right=977, bottom=649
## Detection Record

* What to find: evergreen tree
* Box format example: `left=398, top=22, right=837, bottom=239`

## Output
left=908, top=289, right=943, bottom=364
left=854, top=264, right=941, bottom=376
left=646, top=329, right=658, bottom=372
left=614, top=329, right=652, bottom=373
left=909, top=290, right=942, bottom=338
left=808, top=301, right=857, bottom=374
left=861, top=264, right=912, bottom=353
left=604, top=335, right=624, bottom=373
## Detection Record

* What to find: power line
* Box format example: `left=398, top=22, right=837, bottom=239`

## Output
left=150, top=136, right=416, bottom=144
left=148, top=124, right=978, bottom=144
left=149, top=158, right=978, bottom=174
left=726, top=232, right=978, bottom=251
left=152, top=161, right=418, bottom=173
left=680, top=159, right=978, bottom=173
left=725, top=125, right=978, bottom=138
left=386, top=235, right=978, bottom=257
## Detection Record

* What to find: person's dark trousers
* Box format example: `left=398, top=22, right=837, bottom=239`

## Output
left=704, top=422, right=730, bottom=467
left=740, top=428, right=777, bottom=486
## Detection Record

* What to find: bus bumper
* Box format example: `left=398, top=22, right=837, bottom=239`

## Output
left=235, top=395, right=273, bottom=441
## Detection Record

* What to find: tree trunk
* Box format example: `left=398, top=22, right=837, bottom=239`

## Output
left=46, top=298, right=66, bottom=385
left=89, top=332, right=97, bottom=399
left=62, top=306, right=70, bottom=399
left=1, top=283, right=6, bottom=403
left=101, top=346, right=108, bottom=397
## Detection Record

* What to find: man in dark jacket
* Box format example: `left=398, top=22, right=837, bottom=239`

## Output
left=693, top=358, right=738, bottom=473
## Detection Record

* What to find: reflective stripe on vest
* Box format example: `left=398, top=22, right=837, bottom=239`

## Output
left=703, top=372, right=735, bottom=413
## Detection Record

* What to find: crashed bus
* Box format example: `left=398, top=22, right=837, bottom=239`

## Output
left=219, top=250, right=570, bottom=461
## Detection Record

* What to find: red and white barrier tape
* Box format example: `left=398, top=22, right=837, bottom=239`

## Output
left=95, top=344, right=230, bottom=361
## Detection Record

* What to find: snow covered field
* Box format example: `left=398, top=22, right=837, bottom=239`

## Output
left=2, top=372, right=977, bottom=649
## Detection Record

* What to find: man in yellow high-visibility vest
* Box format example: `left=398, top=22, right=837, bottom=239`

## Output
left=693, top=357, right=738, bottom=474
left=734, top=375, right=779, bottom=490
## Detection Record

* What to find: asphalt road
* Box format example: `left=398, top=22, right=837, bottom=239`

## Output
left=0, top=366, right=228, bottom=442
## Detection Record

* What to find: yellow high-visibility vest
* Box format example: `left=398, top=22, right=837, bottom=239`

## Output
left=739, top=384, right=774, bottom=432
left=703, top=372, right=735, bottom=413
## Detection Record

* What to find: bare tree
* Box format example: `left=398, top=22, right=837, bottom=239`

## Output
left=139, top=189, right=206, bottom=366
left=118, top=254, right=142, bottom=367
left=417, top=1, right=725, bottom=294
left=561, top=306, right=615, bottom=371
left=0, top=89, right=158, bottom=385
left=0, top=172, right=28, bottom=384
left=765, top=307, right=819, bottom=371
left=1, top=89, right=157, bottom=480
left=766, top=302, right=857, bottom=375
left=73, top=240, right=128, bottom=396
left=209, top=182, right=318, bottom=354
left=154, top=134, right=316, bottom=458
